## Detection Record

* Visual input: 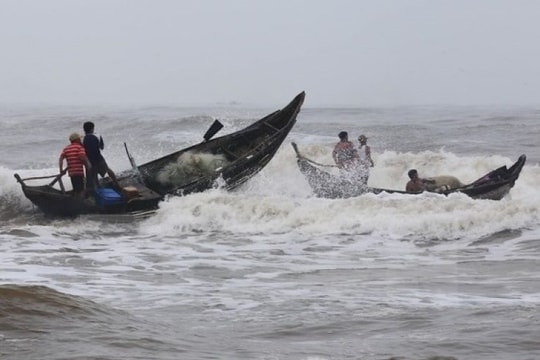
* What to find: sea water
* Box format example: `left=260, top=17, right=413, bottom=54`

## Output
left=0, top=99, right=539, bottom=360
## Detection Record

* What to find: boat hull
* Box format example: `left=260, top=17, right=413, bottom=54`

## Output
left=125, top=91, right=306, bottom=196
left=15, top=175, right=163, bottom=218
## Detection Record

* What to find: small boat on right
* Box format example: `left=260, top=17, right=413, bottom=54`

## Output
left=292, top=142, right=526, bottom=200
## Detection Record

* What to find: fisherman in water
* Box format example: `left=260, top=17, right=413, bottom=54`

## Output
left=332, top=131, right=365, bottom=184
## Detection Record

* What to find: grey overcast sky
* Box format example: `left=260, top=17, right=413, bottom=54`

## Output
left=1, top=0, right=540, bottom=106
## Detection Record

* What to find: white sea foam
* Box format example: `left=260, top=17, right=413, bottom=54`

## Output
left=4, top=145, right=538, bottom=245
left=135, top=147, right=540, bottom=243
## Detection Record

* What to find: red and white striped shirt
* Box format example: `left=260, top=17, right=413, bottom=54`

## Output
left=60, top=143, right=87, bottom=176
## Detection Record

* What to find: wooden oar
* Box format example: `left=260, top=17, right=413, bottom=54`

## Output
left=291, top=142, right=337, bottom=168
left=124, top=142, right=138, bottom=172
left=124, top=142, right=145, bottom=183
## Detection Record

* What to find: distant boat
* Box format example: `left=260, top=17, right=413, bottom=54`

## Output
left=291, top=142, right=526, bottom=200
left=14, top=92, right=306, bottom=217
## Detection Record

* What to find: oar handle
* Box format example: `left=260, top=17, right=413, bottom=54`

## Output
left=203, top=120, right=224, bottom=142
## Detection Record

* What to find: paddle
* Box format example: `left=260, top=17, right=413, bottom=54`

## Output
left=124, top=142, right=144, bottom=182
left=203, top=120, right=224, bottom=142
left=124, top=142, right=138, bottom=172
left=291, top=142, right=338, bottom=168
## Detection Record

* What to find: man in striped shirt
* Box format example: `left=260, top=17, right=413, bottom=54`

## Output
left=59, top=133, right=92, bottom=197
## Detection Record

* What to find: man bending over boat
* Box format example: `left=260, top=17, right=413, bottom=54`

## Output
left=406, top=169, right=424, bottom=193
left=59, top=132, right=92, bottom=198
left=406, top=169, right=464, bottom=193
left=83, top=121, right=120, bottom=191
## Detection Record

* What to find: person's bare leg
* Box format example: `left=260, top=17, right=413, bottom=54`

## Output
left=107, top=168, right=121, bottom=190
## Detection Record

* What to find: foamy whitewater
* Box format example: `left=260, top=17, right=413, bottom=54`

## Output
left=1, top=99, right=539, bottom=360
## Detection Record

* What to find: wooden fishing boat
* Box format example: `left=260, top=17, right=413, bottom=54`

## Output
left=292, top=143, right=526, bottom=200
left=14, top=92, right=305, bottom=217
left=14, top=173, right=162, bottom=217
left=120, top=91, right=305, bottom=196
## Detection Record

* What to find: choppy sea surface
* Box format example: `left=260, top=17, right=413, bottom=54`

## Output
left=1, top=96, right=539, bottom=360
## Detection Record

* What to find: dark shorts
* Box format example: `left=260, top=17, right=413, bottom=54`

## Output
left=70, top=176, right=85, bottom=194
left=86, top=159, right=110, bottom=190
left=95, top=159, right=109, bottom=177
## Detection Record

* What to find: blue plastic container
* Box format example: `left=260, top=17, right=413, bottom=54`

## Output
left=94, top=188, right=123, bottom=207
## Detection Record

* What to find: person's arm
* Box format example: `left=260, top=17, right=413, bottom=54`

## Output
left=351, top=145, right=360, bottom=160
left=79, top=149, right=92, bottom=171
left=59, top=153, right=66, bottom=174
left=99, top=135, right=104, bottom=150
left=421, top=178, right=437, bottom=192
left=83, top=156, right=92, bottom=170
